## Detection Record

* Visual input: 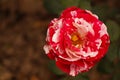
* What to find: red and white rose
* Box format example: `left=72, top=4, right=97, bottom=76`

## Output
left=44, top=7, right=110, bottom=76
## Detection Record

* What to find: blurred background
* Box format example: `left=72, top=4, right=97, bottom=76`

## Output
left=0, top=0, right=120, bottom=80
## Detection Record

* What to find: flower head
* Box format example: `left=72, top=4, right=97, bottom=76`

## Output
left=44, top=7, right=110, bottom=76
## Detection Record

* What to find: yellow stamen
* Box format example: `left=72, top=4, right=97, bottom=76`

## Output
left=71, top=33, right=84, bottom=48
left=71, top=35, right=79, bottom=42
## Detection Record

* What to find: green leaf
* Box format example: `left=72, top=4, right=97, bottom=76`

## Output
left=48, top=61, right=64, bottom=75
left=78, top=0, right=92, bottom=10
left=106, top=20, right=120, bottom=42
left=106, top=42, right=119, bottom=61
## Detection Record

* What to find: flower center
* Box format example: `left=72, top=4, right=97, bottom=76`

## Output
left=71, top=33, right=84, bottom=47
left=71, top=34, right=79, bottom=42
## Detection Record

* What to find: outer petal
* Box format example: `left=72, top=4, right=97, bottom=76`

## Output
left=56, top=57, right=95, bottom=76
left=60, top=6, right=98, bottom=23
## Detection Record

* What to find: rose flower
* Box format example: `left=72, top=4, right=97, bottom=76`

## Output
left=44, top=7, right=110, bottom=76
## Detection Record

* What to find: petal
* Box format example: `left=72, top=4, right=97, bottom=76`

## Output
left=56, top=58, right=70, bottom=75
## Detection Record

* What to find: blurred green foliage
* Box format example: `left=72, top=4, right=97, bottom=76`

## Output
left=106, top=20, right=120, bottom=41
left=43, top=0, right=120, bottom=80
left=48, top=61, right=64, bottom=75
left=44, top=0, right=91, bottom=15
left=62, top=73, right=89, bottom=80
